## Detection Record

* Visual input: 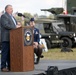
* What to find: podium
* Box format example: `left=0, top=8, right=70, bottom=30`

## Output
left=10, top=26, right=34, bottom=72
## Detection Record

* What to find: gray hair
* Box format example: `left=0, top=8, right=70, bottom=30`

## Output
left=5, top=5, right=12, bottom=10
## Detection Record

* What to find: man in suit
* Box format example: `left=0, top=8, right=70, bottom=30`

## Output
left=1, top=5, right=21, bottom=72
left=0, top=18, right=1, bottom=49
left=30, top=18, right=44, bottom=64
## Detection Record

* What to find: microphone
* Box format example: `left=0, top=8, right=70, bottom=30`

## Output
left=17, top=13, right=26, bottom=18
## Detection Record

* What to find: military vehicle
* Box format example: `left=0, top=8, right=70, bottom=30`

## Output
left=20, top=8, right=76, bottom=49
left=56, top=7, right=76, bottom=47
left=33, top=18, right=76, bottom=49
left=33, top=8, right=76, bottom=48
left=57, top=14, right=76, bottom=32
left=57, top=7, right=76, bottom=32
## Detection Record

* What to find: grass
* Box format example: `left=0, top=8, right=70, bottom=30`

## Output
left=43, top=48, right=76, bottom=60
left=0, top=48, right=76, bottom=60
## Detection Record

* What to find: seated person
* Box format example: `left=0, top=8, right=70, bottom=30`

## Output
left=29, top=18, right=44, bottom=64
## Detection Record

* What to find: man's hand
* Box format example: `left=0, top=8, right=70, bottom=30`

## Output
left=16, top=21, right=22, bottom=28
left=16, top=25, right=21, bottom=28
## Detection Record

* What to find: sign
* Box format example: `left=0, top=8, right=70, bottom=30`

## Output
left=24, top=28, right=33, bottom=46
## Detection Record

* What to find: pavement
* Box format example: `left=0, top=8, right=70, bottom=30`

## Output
left=0, top=59, right=76, bottom=75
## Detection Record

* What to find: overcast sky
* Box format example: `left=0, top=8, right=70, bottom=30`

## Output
left=0, top=0, right=64, bottom=15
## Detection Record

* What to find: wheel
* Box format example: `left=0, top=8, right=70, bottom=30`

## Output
left=61, top=37, right=72, bottom=48
left=45, top=39, right=51, bottom=49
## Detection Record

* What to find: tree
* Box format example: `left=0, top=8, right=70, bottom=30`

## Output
left=23, top=12, right=33, bottom=19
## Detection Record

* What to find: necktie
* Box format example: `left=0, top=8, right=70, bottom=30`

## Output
left=10, top=15, right=16, bottom=25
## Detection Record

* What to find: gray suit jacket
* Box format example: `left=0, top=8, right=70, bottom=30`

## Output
left=1, top=12, right=17, bottom=42
left=0, top=18, right=1, bottom=44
